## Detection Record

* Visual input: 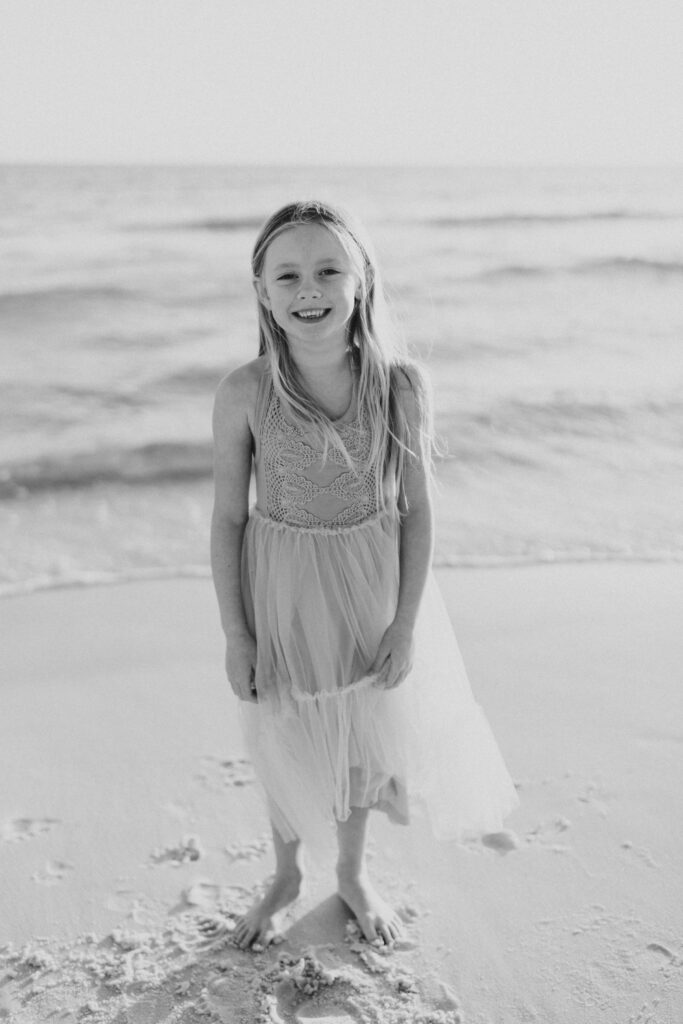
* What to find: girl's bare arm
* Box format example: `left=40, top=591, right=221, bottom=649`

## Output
left=370, top=370, right=434, bottom=687
left=394, top=374, right=434, bottom=633
left=210, top=363, right=259, bottom=701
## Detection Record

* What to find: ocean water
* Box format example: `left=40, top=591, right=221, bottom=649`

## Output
left=1, top=164, right=682, bottom=595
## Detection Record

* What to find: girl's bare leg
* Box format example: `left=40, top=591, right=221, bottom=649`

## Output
left=233, top=820, right=303, bottom=949
left=335, top=806, right=403, bottom=945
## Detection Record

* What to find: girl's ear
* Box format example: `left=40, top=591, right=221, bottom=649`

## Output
left=253, top=276, right=271, bottom=310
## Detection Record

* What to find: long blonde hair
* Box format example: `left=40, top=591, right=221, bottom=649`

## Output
left=251, top=200, right=433, bottom=511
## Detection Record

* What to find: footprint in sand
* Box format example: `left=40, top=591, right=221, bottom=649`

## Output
left=576, top=780, right=610, bottom=817
left=31, top=860, right=75, bottom=885
left=633, top=941, right=682, bottom=974
left=182, top=878, right=254, bottom=920
left=149, top=835, right=204, bottom=867
left=522, top=817, right=572, bottom=852
left=225, top=834, right=271, bottom=863
left=646, top=941, right=677, bottom=960
left=1, top=817, right=61, bottom=843
left=620, top=841, right=660, bottom=869
left=195, top=755, right=256, bottom=790
left=482, top=829, right=522, bottom=854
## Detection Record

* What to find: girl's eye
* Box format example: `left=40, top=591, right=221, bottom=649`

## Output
left=276, top=268, right=340, bottom=281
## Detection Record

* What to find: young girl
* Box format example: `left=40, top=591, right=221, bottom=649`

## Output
left=211, top=200, right=518, bottom=951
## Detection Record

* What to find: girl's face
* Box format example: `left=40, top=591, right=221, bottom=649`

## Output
left=256, top=224, right=361, bottom=351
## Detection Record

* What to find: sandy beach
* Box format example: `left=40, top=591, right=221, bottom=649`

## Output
left=1, top=564, right=682, bottom=1023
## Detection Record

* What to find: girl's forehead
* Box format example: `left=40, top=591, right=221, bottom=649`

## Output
left=263, top=223, right=350, bottom=268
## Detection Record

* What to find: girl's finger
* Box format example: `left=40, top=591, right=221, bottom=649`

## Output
left=368, top=647, right=388, bottom=676
left=388, top=660, right=411, bottom=689
left=368, top=647, right=388, bottom=675
left=387, top=666, right=401, bottom=689
left=377, top=655, right=392, bottom=687
left=398, top=659, right=413, bottom=686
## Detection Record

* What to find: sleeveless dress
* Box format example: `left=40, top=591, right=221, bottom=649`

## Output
left=238, top=364, right=518, bottom=849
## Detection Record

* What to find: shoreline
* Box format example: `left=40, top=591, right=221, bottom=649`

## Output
left=2, top=550, right=682, bottom=601
left=2, top=564, right=682, bottom=1021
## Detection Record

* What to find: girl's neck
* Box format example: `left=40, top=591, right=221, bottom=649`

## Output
left=284, top=339, right=355, bottom=421
left=288, top=339, right=351, bottom=387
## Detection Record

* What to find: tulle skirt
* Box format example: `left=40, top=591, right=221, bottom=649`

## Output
left=239, top=507, right=518, bottom=848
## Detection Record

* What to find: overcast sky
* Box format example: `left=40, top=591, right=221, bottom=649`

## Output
left=1, top=0, right=682, bottom=165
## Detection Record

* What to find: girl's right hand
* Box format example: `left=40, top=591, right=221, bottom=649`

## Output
left=225, top=632, right=258, bottom=703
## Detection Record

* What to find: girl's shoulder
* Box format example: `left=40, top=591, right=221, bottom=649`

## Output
left=216, top=353, right=268, bottom=390
left=388, top=361, right=434, bottom=450
left=391, top=358, right=429, bottom=386
left=391, top=360, right=432, bottom=404
left=213, top=355, right=269, bottom=431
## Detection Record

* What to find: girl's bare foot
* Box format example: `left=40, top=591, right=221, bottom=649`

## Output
left=336, top=868, right=403, bottom=945
left=233, top=867, right=303, bottom=949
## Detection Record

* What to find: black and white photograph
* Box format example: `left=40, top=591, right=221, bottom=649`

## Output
left=1, top=2, right=682, bottom=1021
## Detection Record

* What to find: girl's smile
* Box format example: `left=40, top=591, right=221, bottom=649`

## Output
left=291, top=308, right=331, bottom=321
left=256, top=224, right=359, bottom=348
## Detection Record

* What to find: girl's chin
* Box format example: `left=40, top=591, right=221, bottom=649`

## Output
left=281, top=320, right=352, bottom=348
left=287, top=316, right=335, bottom=334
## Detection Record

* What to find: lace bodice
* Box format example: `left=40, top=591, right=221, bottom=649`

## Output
left=256, top=378, right=380, bottom=529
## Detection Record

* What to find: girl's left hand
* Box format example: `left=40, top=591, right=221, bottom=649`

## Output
left=368, top=621, right=415, bottom=689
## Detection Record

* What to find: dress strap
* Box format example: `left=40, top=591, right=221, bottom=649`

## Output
left=252, top=364, right=273, bottom=461
left=254, top=364, right=273, bottom=427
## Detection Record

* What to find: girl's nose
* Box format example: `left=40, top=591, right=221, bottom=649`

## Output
left=297, top=277, right=322, bottom=299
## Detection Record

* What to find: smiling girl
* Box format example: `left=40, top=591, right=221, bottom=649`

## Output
left=210, top=200, right=518, bottom=950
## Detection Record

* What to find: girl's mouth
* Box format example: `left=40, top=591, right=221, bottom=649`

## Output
left=292, top=309, right=331, bottom=321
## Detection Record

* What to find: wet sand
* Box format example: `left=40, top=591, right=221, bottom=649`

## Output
left=1, top=565, right=681, bottom=1022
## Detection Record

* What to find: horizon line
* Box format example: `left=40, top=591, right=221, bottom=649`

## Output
left=2, top=159, right=683, bottom=170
